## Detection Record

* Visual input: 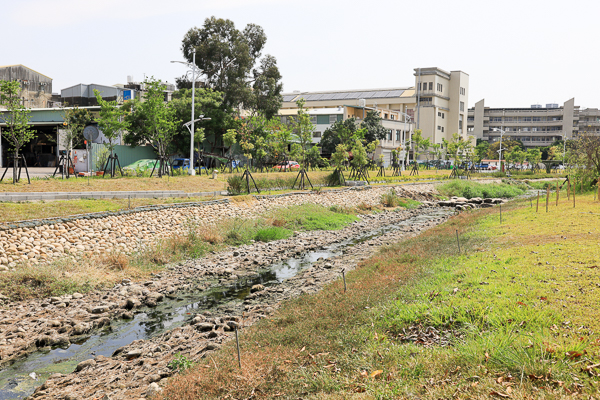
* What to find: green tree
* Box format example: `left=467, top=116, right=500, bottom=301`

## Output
left=288, top=99, right=315, bottom=169
left=410, top=129, right=430, bottom=162
left=125, top=78, right=180, bottom=170
left=94, top=89, right=129, bottom=173
left=170, top=88, right=231, bottom=154
left=321, top=118, right=360, bottom=155
left=526, top=148, right=542, bottom=171
left=361, top=110, right=387, bottom=144
left=180, top=17, right=282, bottom=115
left=486, top=139, right=524, bottom=160
left=474, top=140, right=490, bottom=163
left=247, top=55, right=283, bottom=119
left=0, top=80, right=35, bottom=183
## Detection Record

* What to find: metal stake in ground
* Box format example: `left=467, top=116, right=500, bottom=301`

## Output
left=342, top=268, right=347, bottom=293
left=546, top=186, right=550, bottom=213
left=536, top=191, right=540, bottom=213
left=456, top=229, right=461, bottom=254
left=235, top=327, right=241, bottom=369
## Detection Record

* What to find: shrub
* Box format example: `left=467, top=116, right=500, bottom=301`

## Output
left=254, top=226, right=292, bottom=242
left=380, top=189, right=400, bottom=207
left=227, top=175, right=245, bottom=195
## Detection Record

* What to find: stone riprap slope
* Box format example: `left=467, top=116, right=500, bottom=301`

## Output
left=0, top=185, right=436, bottom=270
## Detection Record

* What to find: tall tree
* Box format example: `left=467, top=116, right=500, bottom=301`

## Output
left=169, top=88, right=231, bottom=154
left=360, top=110, right=387, bottom=144
left=0, top=80, right=35, bottom=183
left=181, top=17, right=282, bottom=115
left=125, top=78, right=180, bottom=168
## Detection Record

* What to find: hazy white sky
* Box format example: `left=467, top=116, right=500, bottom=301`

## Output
left=4, top=0, right=600, bottom=109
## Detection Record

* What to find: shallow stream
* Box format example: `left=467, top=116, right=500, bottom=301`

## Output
left=0, top=209, right=451, bottom=399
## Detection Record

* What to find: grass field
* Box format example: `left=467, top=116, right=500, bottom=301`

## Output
left=0, top=168, right=460, bottom=194
left=162, top=191, right=600, bottom=399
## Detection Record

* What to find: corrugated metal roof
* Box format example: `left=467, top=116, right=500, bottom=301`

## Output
left=283, top=88, right=409, bottom=102
left=0, top=64, right=52, bottom=80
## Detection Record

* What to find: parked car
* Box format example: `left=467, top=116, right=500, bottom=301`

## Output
left=172, top=158, right=190, bottom=170
left=273, top=161, right=300, bottom=170
left=172, top=158, right=207, bottom=171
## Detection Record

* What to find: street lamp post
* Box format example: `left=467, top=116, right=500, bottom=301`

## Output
left=399, top=111, right=412, bottom=171
left=171, top=50, right=202, bottom=175
left=492, top=127, right=506, bottom=171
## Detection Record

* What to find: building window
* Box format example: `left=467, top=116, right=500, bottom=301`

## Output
left=437, top=83, right=443, bottom=92
left=387, top=130, right=392, bottom=140
left=313, top=131, right=322, bottom=138
left=437, top=126, right=441, bottom=130
left=459, top=115, right=463, bottom=130
left=460, top=87, right=466, bottom=95
left=384, top=113, right=388, bottom=119
left=310, top=115, right=318, bottom=124
left=442, top=127, right=444, bottom=132
left=429, top=82, right=433, bottom=91
left=396, top=130, right=401, bottom=141
left=390, top=114, right=394, bottom=120
left=532, top=117, right=541, bottom=121
left=459, top=101, right=465, bottom=112
left=314, top=115, right=328, bottom=124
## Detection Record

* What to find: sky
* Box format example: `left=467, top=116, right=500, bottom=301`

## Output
left=4, top=0, right=600, bottom=109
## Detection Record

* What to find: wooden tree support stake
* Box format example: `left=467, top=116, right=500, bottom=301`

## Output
left=546, top=186, right=550, bottom=212
left=556, top=182, right=559, bottom=206
left=536, top=191, right=540, bottom=213
left=342, top=268, right=347, bottom=293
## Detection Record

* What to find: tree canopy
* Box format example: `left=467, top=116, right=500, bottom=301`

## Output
left=180, top=17, right=282, bottom=116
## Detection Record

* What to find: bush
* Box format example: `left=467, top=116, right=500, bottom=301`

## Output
left=227, top=175, right=245, bottom=195
left=254, top=226, right=292, bottom=242
left=381, top=189, right=400, bottom=207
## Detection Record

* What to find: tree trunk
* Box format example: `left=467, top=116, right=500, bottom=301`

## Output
left=13, top=148, right=19, bottom=184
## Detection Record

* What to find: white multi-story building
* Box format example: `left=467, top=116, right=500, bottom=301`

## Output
left=467, top=99, right=579, bottom=147
left=279, top=67, right=470, bottom=163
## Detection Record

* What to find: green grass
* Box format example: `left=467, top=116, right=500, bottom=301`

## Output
left=438, top=180, right=526, bottom=199
left=162, top=194, right=600, bottom=399
left=254, top=226, right=293, bottom=242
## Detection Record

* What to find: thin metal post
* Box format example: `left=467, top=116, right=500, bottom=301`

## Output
left=536, top=191, right=540, bottom=213
left=556, top=182, right=559, bottom=206
left=190, top=50, right=196, bottom=176
left=342, top=269, right=347, bottom=293
left=456, top=229, right=461, bottom=254
left=546, top=186, right=549, bottom=212
left=235, top=327, right=241, bottom=369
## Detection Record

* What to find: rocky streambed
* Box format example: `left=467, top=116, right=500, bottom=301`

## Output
left=0, top=204, right=453, bottom=400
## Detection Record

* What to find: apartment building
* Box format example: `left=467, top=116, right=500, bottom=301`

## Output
left=279, top=67, right=469, bottom=163
left=467, top=99, right=578, bottom=147
left=577, top=108, right=600, bottom=135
